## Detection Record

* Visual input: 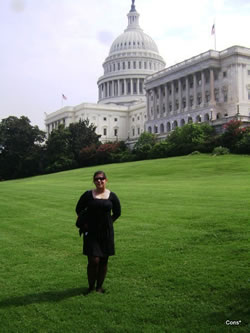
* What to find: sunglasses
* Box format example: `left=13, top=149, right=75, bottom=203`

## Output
left=94, top=177, right=106, bottom=181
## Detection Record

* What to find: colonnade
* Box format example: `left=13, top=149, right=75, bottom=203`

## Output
left=147, top=68, right=218, bottom=119
left=98, top=78, right=144, bottom=101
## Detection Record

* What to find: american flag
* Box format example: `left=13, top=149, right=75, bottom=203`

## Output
left=211, top=24, right=215, bottom=35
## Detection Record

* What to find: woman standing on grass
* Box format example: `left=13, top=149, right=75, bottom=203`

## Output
left=76, top=171, right=121, bottom=293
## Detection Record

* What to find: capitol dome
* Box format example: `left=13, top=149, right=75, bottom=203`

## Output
left=109, top=29, right=160, bottom=55
left=97, top=0, right=166, bottom=105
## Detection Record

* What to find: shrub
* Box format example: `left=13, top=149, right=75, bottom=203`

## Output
left=212, top=146, right=230, bottom=155
left=190, top=151, right=201, bottom=155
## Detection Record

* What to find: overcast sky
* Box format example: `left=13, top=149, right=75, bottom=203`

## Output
left=0, top=0, right=249, bottom=129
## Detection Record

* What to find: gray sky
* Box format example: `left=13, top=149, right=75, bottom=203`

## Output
left=0, top=0, right=249, bottom=130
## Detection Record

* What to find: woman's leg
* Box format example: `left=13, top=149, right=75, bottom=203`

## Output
left=87, top=256, right=100, bottom=291
left=96, top=256, right=109, bottom=292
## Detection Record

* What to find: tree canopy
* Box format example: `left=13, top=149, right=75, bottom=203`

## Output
left=0, top=116, right=45, bottom=179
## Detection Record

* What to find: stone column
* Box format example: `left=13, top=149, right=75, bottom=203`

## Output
left=201, top=71, right=205, bottom=106
left=193, top=73, right=197, bottom=108
left=210, top=68, right=215, bottom=104
left=165, top=84, right=168, bottom=115
left=117, top=79, right=120, bottom=96
left=178, top=79, right=182, bottom=113
left=159, top=86, right=163, bottom=116
left=153, top=88, right=157, bottom=119
left=146, top=91, right=150, bottom=118
left=185, top=77, right=189, bottom=111
left=124, top=79, right=127, bottom=95
left=105, top=82, right=107, bottom=98
left=171, top=81, right=175, bottom=113
left=137, top=78, right=140, bottom=95
left=130, top=79, right=133, bottom=94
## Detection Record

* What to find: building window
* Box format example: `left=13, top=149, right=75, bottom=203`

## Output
left=113, top=63, right=115, bottom=71
left=139, top=80, right=143, bottom=93
left=114, top=118, right=118, bottom=122
left=224, top=92, right=228, bottom=102
left=144, top=62, right=147, bottom=69
left=133, top=61, right=136, bottom=69
left=137, top=128, right=140, bottom=135
left=103, top=128, right=107, bottom=136
left=114, top=129, right=118, bottom=137
left=127, top=80, right=131, bottom=93
left=139, top=61, right=142, bottom=69
left=223, top=71, right=227, bottom=78
left=103, top=117, right=107, bottom=121
left=123, top=62, right=125, bottom=69
left=128, top=61, right=131, bottom=69
left=133, top=79, right=137, bottom=94
left=190, top=97, right=193, bottom=107
left=175, top=100, right=179, bottom=110
left=118, top=63, right=120, bottom=70
left=132, top=128, right=135, bottom=136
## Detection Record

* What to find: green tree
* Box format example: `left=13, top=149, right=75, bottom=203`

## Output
left=133, top=132, right=157, bottom=160
left=45, top=120, right=101, bottom=173
left=166, top=123, right=215, bottom=156
left=45, top=125, right=76, bottom=173
left=235, top=127, right=250, bottom=154
left=0, top=116, right=45, bottom=179
left=220, top=120, right=244, bottom=152
left=68, top=120, right=101, bottom=164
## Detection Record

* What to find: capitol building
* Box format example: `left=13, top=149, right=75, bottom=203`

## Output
left=45, top=1, right=250, bottom=143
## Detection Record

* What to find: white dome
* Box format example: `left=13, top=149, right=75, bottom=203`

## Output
left=109, top=30, right=159, bottom=55
left=97, top=1, right=166, bottom=106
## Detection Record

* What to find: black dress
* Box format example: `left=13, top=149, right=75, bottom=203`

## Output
left=75, top=190, right=121, bottom=257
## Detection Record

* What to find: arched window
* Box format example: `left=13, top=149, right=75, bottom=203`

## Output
left=196, top=115, right=202, bottom=123
left=160, top=123, right=164, bottom=133
left=167, top=122, right=171, bottom=132
left=148, top=126, right=152, bottom=133
left=180, top=119, right=185, bottom=127
left=204, top=113, right=210, bottom=122
left=173, top=120, right=178, bottom=129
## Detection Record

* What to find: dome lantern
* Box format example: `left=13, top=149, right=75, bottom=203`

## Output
left=97, top=0, right=166, bottom=105
left=126, top=0, right=140, bottom=31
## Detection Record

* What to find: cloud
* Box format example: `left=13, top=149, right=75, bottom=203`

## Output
left=10, top=0, right=25, bottom=12
left=97, top=31, right=114, bottom=46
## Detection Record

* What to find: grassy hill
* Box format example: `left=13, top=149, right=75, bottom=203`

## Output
left=0, top=154, right=249, bottom=333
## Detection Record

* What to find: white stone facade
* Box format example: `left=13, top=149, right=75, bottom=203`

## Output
left=45, top=1, right=163, bottom=143
left=45, top=101, right=147, bottom=143
left=45, top=1, right=250, bottom=144
left=145, top=46, right=250, bottom=135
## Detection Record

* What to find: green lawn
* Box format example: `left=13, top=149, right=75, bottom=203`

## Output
left=0, top=154, right=249, bottom=333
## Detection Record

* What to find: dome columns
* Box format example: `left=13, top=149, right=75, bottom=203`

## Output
left=98, top=77, right=145, bottom=103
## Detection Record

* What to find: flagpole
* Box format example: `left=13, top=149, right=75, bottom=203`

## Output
left=214, top=21, right=216, bottom=50
left=212, top=20, right=216, bottom=50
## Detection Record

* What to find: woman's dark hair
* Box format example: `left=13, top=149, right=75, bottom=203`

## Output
left=93, top=171, right=107, bottom=180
